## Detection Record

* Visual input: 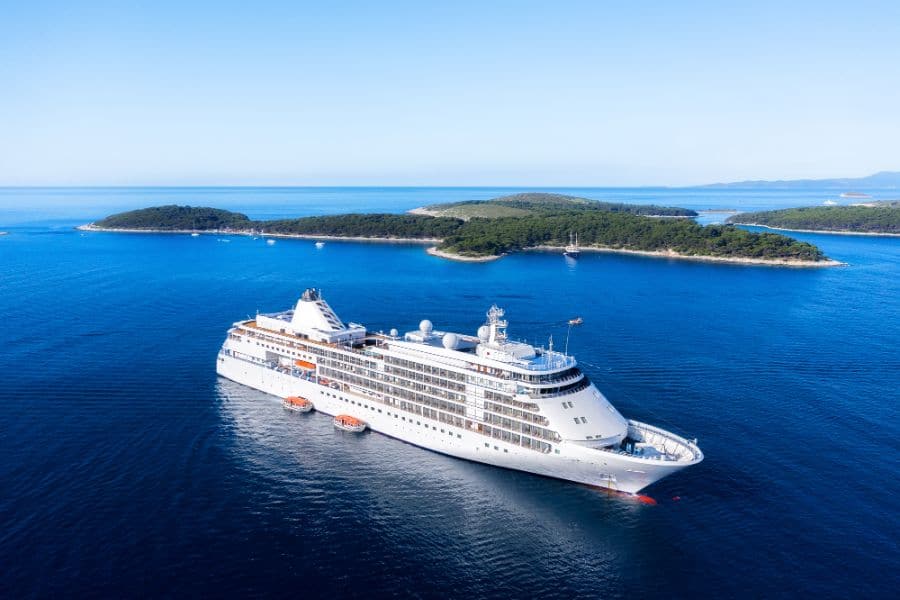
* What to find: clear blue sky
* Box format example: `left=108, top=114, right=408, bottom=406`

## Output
left=2, top=1, right=898, bottom=186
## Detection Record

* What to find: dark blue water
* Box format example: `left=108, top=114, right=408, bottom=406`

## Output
left=2, top=188, right=899, bottom=598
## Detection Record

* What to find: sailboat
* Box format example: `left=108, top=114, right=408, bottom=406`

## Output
left=564, top=232, right=580, bottom=258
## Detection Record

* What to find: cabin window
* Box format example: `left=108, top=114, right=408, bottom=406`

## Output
left=573, top=417, right=579, bottom=424
left=580, top=417, right=588, bottom=424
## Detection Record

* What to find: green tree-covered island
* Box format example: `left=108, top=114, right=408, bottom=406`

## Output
left=82, top=193, right=838, bottom=266
left=726, top=202, right=900, bottom=235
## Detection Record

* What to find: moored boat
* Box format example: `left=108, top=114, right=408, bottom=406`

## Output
left=564, top=232, right=580, bottom=258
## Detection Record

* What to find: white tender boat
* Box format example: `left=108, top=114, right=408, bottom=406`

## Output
left=333, top=414, right=367, bottom=432
left=283, top=396, right=313, bottom=412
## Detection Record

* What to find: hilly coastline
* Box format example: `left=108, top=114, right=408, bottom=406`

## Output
left=410, top=192, right=697, bottom=219
left=83, top=194, right=835, bottom=266
left=727, top=202, right=900, bottom=235
left=702, top=170, right=900, bottom=190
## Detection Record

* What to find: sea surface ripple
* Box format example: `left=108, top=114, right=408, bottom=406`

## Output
left=1, top=187, right=898, bottom=598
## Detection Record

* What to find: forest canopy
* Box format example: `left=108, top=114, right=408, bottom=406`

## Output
left=727, top=204, right=900, bottom=234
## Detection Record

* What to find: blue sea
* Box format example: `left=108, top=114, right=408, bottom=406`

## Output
left=1, top=187, right=898, bottom=598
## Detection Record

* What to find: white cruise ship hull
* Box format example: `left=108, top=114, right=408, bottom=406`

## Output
left=217, top=352, right=698, bottom=494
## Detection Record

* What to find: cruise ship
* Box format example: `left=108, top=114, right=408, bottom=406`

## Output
left=216, top=289, right=703, bottom=494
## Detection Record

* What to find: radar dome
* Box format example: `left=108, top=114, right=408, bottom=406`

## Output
left=477, top=325, right=490, bottom=341
left=419, top=319, right=433, bottom=334
left=442, top=333, right=459, bottom=349
left=389, top=328, right=399, bottom=338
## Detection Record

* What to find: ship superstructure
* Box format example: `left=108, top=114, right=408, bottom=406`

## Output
left=216, top=288, right=702, bottom=493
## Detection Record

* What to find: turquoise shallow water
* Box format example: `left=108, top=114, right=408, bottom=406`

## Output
left=1, top=188, right=899, bottom=598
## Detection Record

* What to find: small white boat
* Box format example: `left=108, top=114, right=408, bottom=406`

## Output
left=568, top=317, right=583, bottom=326
left=266, top=239, right=276, bottom=246
left=190, top=232, right=200, bottom=237
left=283, top=396, right=313, bottom=413
left=334, top=414, right=366, bottom=433
left=315, top=241, right=326, bottom=249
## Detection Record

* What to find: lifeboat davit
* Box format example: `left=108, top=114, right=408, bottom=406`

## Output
left=283, top=396, right=313, bottom=413
left=333, top=414, right=366, bottom=433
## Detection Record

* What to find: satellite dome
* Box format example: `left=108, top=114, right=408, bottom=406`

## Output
left=442, top=333, right=459, bottom=349
left=477, top=325, right=490, bottom=341
left=389, top=328, right=399, bottom=338
left=419, top=319, right=433, bottom=334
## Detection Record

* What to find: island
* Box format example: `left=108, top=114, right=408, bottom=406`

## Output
left=80, top=194, right=839, bottom=266
left=410, top=192, right=697, bottom=219
left=726, top=202, right=900, bottom=236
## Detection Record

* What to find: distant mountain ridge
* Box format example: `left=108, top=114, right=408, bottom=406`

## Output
left=702, top=171, right=900, bottom=190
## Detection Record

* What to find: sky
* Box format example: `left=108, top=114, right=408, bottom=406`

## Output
left=1, top=0, right=899, bottom=186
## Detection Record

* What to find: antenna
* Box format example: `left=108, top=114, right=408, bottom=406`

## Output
left=565, top=322, right=572, bottom=356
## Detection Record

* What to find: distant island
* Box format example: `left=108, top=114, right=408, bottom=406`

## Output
left=410, top=192, right=697, bottom=219
left=727, top=202, right=900, bottom=235
left=701, top=170, right=900, bottom=190
left=81, top=193, right=837, bottom=266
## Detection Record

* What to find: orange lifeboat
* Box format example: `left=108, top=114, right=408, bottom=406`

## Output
left=283, top=396, right=313, bottom=413
left=333, top=414, right=366, bottom=433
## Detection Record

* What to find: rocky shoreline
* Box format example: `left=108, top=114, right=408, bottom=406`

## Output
left=425, top=247, right=502, bottom=262
left=730, top=222, right=900, bottom=238
left=528, top=245, right=844, bottom=267
left=77, top=224, right=841, bottom=267
left=77, top=224, right=439, bottom=244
